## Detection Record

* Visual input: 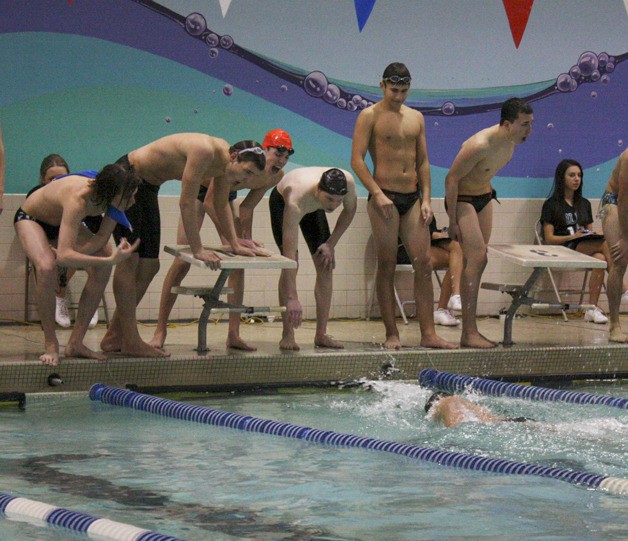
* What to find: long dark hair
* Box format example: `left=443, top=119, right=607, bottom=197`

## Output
left=39, top=154, right=69, bottom=184
left=549, top=159, right=584, bottom=202
left=91, top=163, right=140, bottom=209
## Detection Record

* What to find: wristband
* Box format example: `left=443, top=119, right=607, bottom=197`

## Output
left=106, top=205, right=133, bottom=231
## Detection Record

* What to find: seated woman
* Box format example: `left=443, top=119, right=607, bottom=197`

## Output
left=14, top=164, right=139, bottom=366
left=541, top=159, right=627, bottom=324
left=34, top=154, right=100, bottom=329
left=398, top=217, right=463, bottom=326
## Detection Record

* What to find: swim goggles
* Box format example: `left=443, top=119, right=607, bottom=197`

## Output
left=383, top=76, right=411, bottom=84
left=238, top=146, right=264, bottom=156
left=274, top=145, right=295, bottom=156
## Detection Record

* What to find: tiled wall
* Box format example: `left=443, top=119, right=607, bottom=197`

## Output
left=1, top=194, right=610, bottom=323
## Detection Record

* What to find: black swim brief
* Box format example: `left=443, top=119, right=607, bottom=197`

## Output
left=112, top=154, right=161, bottom=259
left=269, top=187, right=330, bottom=255
left=457, top=189, right=498, bottom=214
left=197, top=185, right=237, bottom=204
left=368, top=187, right=421, bottom=216
left=14, top=207, right=60, bottom=241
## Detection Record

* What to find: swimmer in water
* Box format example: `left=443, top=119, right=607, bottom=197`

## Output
left=424, top=391, right=534, bottom=427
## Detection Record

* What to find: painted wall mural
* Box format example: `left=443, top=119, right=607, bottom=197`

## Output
left=1, top=0, right=626, bottom=197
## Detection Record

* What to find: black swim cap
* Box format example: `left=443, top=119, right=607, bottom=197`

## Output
left=424, top=391, right=451, bottom=414
left=319, top=168, right=348, bottom=196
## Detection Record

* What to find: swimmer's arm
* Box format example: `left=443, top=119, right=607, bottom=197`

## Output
left=202, top=179, right=229, bottom=244
left=238, top=184, right=271, bottom=240
left=213, top=174, right=256, bottom=256
left=327, top=182, right=358, bottom=249
left=74, top=217, right=117, bottom=255
left=56, top=207, right=120, bottom=267
left=415, top=113, right=431, bottom=205
left=445, top=142, right=485, bottom=226
left=351, top=110, right=381, bottom=196
left=180, top=151, right=212, bottom=257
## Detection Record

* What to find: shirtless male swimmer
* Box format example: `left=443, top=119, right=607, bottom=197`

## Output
left=351, top=62, right=456, bottom=350
left=445, top=97, right=533, bottom=348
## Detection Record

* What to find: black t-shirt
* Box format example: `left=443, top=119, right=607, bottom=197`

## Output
left=540, top=197, right=593, bottom=237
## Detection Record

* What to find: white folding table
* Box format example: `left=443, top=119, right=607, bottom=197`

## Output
left=482, top=244, right=607, bottom=346
left=164, top=245, right=297, bottom=352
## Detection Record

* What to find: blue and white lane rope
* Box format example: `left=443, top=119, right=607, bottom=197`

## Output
left=89, top=384, right=628, bottom=496
left=418, top=369, right=628, bottom=409
left=0, top=492, right=184, bottom=541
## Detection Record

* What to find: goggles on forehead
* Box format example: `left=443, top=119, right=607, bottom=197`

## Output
left=273, top=145, right=295, bottom=156
left=238, top=146, right=264, bottom=156
left=383, top=75, right=411, bottom=85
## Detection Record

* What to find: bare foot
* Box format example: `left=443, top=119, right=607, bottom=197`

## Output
left=461, top=332, right=498, bottom=349
left=227, top=333, right=257, bottom=351
left=100, top=332, right=121, bottom=353
left=120, top=341, right=171, bottom=357
left=420, top=334, right=459, bottom=350
left=280, top=336, right=300, bottom=351
left=609, top=326, right=627, bottom=343
left=315, top=334, right=344, bottom=349
left=148, top=331, right=166, bottom=350
left=383, top=335, right=402, bottom=350
left=40, top=342, right=60, bottom=366
left=65, top=342, right=107, bottom=361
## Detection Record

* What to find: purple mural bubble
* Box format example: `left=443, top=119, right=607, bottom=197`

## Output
left=205, top=33, right=219, bottom=47
left=556, top=73, right=573, bottom=92
left=185, top=13, right=206, bottom=36
left=360, top=99, right=368, bottom=109
left=569, top=78, right=578, bottom=91
left=323, top=83, right=340, bottom=104
left=601, top=74, right=610, bottom=84
left=605, top=61, right=615, bottom=73
left=280, top=84, right=288, bottom=92
left=558, top=148, right=563, bottom=154
left=547, top=123, right=554, bottom=129
left=619, top=140, right=624, bottom=147
left=569, top=65, right=581, bottom=79
left=336, top=98, right=347, bottom=109
left=442, top=102, right=455, bottom=115
left=303, top=71, right=328, bottom=98
left=347, top=101, right=357, bottom=112
left=590, top=91, right=597, bottom=99
left=577, top=51, right=598, bottom=77
left=208, top=48, right=219, bottom=58
left=222, top=84, right=233, bottom=96
left=220, top=35, right=234, bottom=49
left=434, top=121, right=439, bottom=127
left=590, top=70, right=600, bottom=82
left=598, top=52, right=609, bottom=67
left=351, top=94, right=363, bottom=104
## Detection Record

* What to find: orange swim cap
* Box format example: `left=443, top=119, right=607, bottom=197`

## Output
left=262, top=129, right=293, bottom=152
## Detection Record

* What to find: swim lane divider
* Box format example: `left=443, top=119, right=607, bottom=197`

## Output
left=0, top=492, right=184, bottom=541
left=89, top=384, right=628, bottom=497
left=418, top=369, right=628, bottom=409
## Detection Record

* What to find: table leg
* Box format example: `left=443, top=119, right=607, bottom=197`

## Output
left=502, top=267, right=543, bottom=346
left=196, top=269, right=233, bottom=353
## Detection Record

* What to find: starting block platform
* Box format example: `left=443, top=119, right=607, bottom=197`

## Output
left=482, top=244, right=607, bottom=346
left=164, top=245, right=296, bottom=352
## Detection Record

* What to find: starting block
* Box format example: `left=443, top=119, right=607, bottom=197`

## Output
left=164, top=245, right=296, bottom=352
left=483, top=244, right=607, bottom=346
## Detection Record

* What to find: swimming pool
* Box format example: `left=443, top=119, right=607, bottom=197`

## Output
left=1, top=380, right=627, bottom=540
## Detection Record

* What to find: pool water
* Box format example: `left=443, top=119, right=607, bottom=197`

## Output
left=1, top=381, right=627, bottom=540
